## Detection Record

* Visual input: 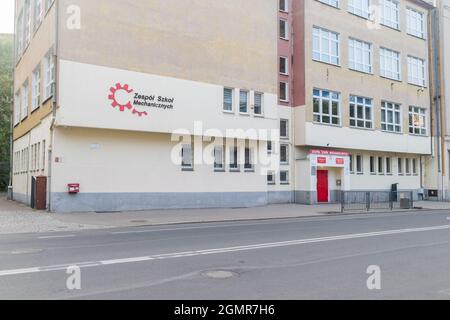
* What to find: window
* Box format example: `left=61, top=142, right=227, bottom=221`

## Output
left=280, top=119, right=289, bottom=139
left=349, top=95, right=373, bottom=129
left=239, top=90, right=249, bottom=113
left=280, top=0, right=289, bottom=12
left=214, top=145, right=224, bottom=171
left=413, top=158, right=418, bottom=175
left=24, top=0, right=31, bottom=47
left=267, top=141, right=273, bottom=154
left=32, top=66, right=41, bottom=111
left=349, top=38, right=372, bottom=73
left=280, top=19, right=289, bottom=40
left=356, top=155, right=363, bottom=174
left=14, top=93, right=20, bottom=126
left=386, top=157, right=392, bottom=174
left=244, top=148, right=254, bottom=171
left=378, top=157, right=384, bottom=174
left=408, top=56, right=426, bottom=87
left=223, top=88, right=233, bottom=112
left=380, top=0, right=400, bottom=30
left=280, top=171, right=290, bottom=184
left=348, top=0, right=370, bottom=19
left=35, top=0, right=43, bottom=30
left=409, top=106, right=427, bottom=136
left=313, top=27, right=340, bottom=65
left=381, top=101, right=402, bottom=133
left=44, top=53, right=55, bottom=100
left=370, top=156, right=376, bottom=174
left=254, top=92, right=263, bottom=115
left=16, top=11, right=23, bottom=57
left=280, top=145, right=289, bottom=165
left=405, top=158, right=411, bottom=175
left=42, top=140, right=46, bottom=171
left=21, top=83, right=29, bottom=121
left=398, top=158, right=404, bottom=175
left=181, top=144, right=193, bottom=170
left=380, top=48, right=401, bottom=81
left=349, top=155, right=354, bottom=173
left=407, top=7, right=426, bottom=39
left=280, top=56, right=289, bottom=75
left=268, top=172, right=276, bottom=185
left=279, top=82, right=288, bottom=102
left=313, top=89, right=340, bottom=125
left=230, top=146, right=239, bottom=171
left=318, top=0, right=339, bottom=8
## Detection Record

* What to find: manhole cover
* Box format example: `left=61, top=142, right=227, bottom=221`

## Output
left=201, top=270, right=238, bottom=279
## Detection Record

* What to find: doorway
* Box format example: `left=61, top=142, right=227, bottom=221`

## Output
left=317, top=170, right=329, bottom=203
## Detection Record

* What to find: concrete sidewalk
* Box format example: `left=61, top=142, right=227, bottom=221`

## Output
left=2, top=194, right=450, bottom=234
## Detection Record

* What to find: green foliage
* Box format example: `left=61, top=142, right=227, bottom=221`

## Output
left=0, top=34, right=13, bottom=191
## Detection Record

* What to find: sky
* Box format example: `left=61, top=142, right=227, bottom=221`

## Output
left=0, top=0, right=15, bottom=34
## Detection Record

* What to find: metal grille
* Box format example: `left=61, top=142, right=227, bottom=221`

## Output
left=341, top=191, right=414, bottom=213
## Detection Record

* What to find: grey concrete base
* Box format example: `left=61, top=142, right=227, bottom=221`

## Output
left=12, top=193, right=30, bottom=206
left=267, top=191, right=295, bottom=204
left=51, top=192, right=273, bottom=213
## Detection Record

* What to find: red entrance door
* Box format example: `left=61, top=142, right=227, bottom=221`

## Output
left=317, top=170, right=329, bottom=203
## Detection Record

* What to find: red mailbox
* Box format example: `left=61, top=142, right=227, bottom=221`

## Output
left=68, top=183, right=80, bottom=194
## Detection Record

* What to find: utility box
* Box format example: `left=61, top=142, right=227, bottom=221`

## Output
left=35, top=176, right=47, bottom=210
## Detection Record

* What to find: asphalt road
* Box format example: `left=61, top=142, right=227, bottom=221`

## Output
left=1, top=210, right=450, bottom=299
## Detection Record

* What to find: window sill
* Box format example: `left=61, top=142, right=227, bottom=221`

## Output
left=348, top=67, right=373, bottom=76
left=381, top=129, right=403, bottom=135
left=229, top=168, right=241, bottom=173
left=182, top=167, right=194, bottom=172
left=268, top=182, right=276, bottom=186
left=214, top=169, right=225, bottom=173
left=380, top=75, right=402, bottom=83
left=312, top=59, right=341, bottom=68
left=253, top=114, right=265, bottom=118
left=280, top=182, right=290, bottom=185
left=407, top=82, right=427, bottom=89
left=223, top=110, right=235, bottom=115
left=349, top=125, right=375, bottom=132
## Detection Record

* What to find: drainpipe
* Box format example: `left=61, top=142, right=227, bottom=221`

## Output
left=47, top=0, right=60, bottom=212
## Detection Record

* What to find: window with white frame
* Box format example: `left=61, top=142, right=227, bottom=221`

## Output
left=407, top=7, right=426, bottom=39
left=32, top=66, right=41, bottom=111
left=44, top=53, right=55, bottom=100
left=313, top=27, right=340, bottom=65
left=267, top=171, right=276, bottom=185
left=381, top=101, right=402, bottom=133
left=21, top=82, right=29, bottom=121
left=348, top=0, right=370, bottom=19
left=214, top=145, right=224, bottom=171
left=279, top=82, right=288, bottom=102
left=17, top=11, right=23, bottom=58
left=413, top=158, right=418, bottom=175
left=24, top=0, right=31, bottom=47
left=370, top=156, right=376, bottom=174
left=380, top=0, right=400, bottom=30
left=244, top=147, right=254, bottom=171
left=35, top=0, right=44, bottom=30
left=349, top=95, right=373, bottom=129
left=408, top=56, right=426, bottom=87
left=280, top=119, right=289, bottom=139
left=229, top=146, right=239, bottom=171
left=280, top=171, right=290, bottom=184
left=349, top=155, right=354, bottom=173
left=378, top=157, right=384, bottom=174
left=14, top=93, right=20, bottom=126
left=223, top=88, right=233, bottom=112
left=239, top=90, right=249, bottom=113
left=280, top=145, right=289, bottom=165
left=356, top=155, right=363, bottom=174
left=280, top=19, right=289, bottom=40
left=267, top=141, right=273, bottom=154
left=280, top=56, right=289, bottom=75
left=181, top=144, right=193, bottom=170
left=405, top=158, right=411, bottom=175
left=254, top=92, right=263, bottom=115
left=318, top=0, right=339, bottom=8
left=349, top=38, right=372, bottom=73
left=386, top=157, right=392, bottom=174
left=398, top=158, right=404, bottom=175
left=279, top=0, right=288, bottom=12
left=409, top=106, right=427, bottom=135
left=313, top=89, right=341, bottom=125
left=380, top=47, right=401, bottom=81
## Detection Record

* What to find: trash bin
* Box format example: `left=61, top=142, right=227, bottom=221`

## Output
left=7, top=186, right=13, bottom=200
left=400, top=197, right=411, bottom=209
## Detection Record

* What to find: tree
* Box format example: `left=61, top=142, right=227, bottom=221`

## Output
left=0, top=34, right=13, bottom=191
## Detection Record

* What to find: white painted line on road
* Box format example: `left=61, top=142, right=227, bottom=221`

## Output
left=2, top=224, right=450, bottom=277
left=38, top=235, right=76, bottom=239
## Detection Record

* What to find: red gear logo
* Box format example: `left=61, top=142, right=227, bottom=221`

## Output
left=108, top=83, right=148, bottom=117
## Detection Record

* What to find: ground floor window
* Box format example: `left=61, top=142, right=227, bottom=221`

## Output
left=267, top=171, right=276, bottom=185
left=280, top=171, right=289, bottom=185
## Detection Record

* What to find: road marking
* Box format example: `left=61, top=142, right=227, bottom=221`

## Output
left=38, top=235, right=75, bottom=239
left=1, top=224, right=450, bottom=277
